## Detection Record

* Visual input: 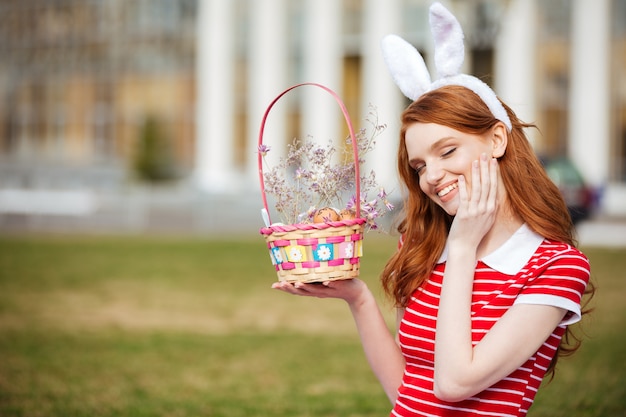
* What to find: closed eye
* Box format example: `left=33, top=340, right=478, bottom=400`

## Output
left=413, top=164, right=425, bottom=174
left=413, top=148, right=455, bottom=175
left=442, top=147, right=456, bottom=158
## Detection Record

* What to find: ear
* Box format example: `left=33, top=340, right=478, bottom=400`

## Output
left=490, top=122, right=508, bottom=158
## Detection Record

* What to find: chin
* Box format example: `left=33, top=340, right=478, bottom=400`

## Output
left=437, top=203, right=458, bottom=216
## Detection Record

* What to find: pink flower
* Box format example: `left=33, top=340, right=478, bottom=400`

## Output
left=258, top=144, right=271, bottom=156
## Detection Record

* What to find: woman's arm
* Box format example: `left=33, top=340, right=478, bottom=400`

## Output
left=272, top=279, right=405, bottom=404
left=434, top=243, right=566, bottom=401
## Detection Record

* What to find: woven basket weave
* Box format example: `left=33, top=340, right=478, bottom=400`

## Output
left=258, top=83, right=366, bottom=283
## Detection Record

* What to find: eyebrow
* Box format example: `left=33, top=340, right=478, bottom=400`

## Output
left=408, top=136, right=456, bottom=166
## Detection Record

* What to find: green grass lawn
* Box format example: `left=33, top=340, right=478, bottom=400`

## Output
left=0, top=233, right=624, bottom=416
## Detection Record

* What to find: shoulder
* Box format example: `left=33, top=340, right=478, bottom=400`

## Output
left=522, top=240, right=590, bottom=291
left=516, top=241, right=590, bottom=325
left=533, top=240, right=590, bottom=272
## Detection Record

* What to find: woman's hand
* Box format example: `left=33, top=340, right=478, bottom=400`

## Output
left=448, top=153, right=499, bottom=250
left=271, top=278, right=369, bottom=308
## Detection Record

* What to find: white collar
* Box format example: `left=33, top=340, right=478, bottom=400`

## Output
left=436, top=224, right=545, bottom=275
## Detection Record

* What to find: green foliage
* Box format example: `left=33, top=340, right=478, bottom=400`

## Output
left=0, top=236, right=624, bottom=416
left=133, top=115, right=178, bottom=182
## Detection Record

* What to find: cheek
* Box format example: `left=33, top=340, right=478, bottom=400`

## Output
left=417, top=175, right=430, bottom=195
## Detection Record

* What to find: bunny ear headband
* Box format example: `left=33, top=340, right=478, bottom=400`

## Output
left=381, top=2, right=512, bottom=131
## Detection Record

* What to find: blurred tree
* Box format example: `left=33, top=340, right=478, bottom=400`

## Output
left=133, top=115, right=178, bottom=183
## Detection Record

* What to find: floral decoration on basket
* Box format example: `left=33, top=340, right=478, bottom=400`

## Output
left=258, top=83, right=393, bottom=283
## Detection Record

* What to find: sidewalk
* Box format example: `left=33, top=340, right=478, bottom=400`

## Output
left=0, top=186, right=266, bottom=236
left=576, top=218, right=626, bottom=248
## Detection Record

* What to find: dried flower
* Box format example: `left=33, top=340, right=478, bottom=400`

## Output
left=259, top=106, right=393, bottom=231
left=258, top=144, right=271, bottom=157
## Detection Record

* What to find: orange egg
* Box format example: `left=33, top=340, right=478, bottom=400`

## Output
left=312, top=207, right=340, bottom=223
left=339, top=208, right=357, bottom=220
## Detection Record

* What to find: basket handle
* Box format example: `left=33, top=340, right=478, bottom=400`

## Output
left=257, top=83, right=361, bottom=225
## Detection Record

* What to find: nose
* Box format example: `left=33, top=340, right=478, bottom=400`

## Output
left=424, top=160, right=444, bottom=185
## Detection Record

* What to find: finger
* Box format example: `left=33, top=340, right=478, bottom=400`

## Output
left=271, top=281, right=298, bottom=294
left=488, top=158, right=498, bottom=210
left=272, top=281, right=313, bottom=295
left=479, top=153, right=491, bottom=208
left=457, top=174, right=468, bottom=207
left=470, top=159, right=481, bottom=204
left=294, top=281, right=315, bottom=293
left=294, top=281, right=335, bottom=297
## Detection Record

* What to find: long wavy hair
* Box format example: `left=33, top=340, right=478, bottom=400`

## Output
left=381, top=85, right=594, bottom=374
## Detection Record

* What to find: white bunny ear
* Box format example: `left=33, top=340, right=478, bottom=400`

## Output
left=429, top=2, right=465, bottom=78
left=381, top=34, right=431, bottom=101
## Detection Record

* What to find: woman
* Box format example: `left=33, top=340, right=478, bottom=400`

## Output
left=272, top=3, right=591, bottom=416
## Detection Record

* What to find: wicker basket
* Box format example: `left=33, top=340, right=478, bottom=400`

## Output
left=258, top=83, right=367, bottom=283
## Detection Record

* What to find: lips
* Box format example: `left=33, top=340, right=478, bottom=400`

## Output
left=437, top=182, right=458, bottom=198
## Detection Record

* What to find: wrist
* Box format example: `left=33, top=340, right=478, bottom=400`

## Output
left=447, top=241, right=478, bottom=259
left=347, top=283, right=375, bottom=312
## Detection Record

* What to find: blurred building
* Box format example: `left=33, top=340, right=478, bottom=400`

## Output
left=0, top=0, right=625, bottom=218
left=0, top=0, right=197, bottom=187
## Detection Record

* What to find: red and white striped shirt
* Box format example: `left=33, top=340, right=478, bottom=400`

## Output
left=391, top=224, right=590, bottom=417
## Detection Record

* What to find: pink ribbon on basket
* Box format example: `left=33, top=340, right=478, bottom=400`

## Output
left=259, top=218, right=365, bottom=236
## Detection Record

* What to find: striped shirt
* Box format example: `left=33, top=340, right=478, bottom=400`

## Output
left=391, top=224, right=590, bottom=417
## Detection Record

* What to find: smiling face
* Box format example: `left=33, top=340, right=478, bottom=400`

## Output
left=405, top=122, right=507, bottom=216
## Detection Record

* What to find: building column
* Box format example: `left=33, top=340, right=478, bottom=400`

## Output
left=361, top=0, right=402, bottom=194
left=194, top=0, right=236, bottom=192
left=300, top=0, right=342, bottom=149
left=494, top=0, right=538, bottom=146
left=245, top=0, right=288, bottom=188
left=569, top=0, right=610, bottom=189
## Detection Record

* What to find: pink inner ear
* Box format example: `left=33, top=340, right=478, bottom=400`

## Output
left=432, top=20, right=454, bottom=44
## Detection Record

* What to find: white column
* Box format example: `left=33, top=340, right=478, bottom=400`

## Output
left=194, top=0, right=236, bottom=192
left=246, top=0, right=288, bottom=187
left=301, top=0, right=342, bottom=148
left=361, top=0, right=403, bottom=194
left=494, top=0, right=538, bottom=146
left=569, top=0, right=610, bottom=188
